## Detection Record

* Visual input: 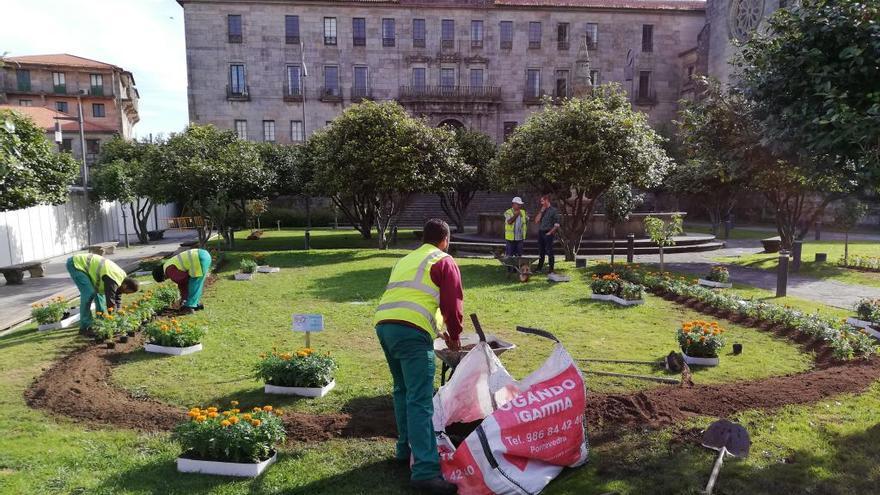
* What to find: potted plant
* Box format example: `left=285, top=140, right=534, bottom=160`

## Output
left=236, top=259, right=258, bottom=280
left=615, top=281, right=646, bottom=306
left=174, top=402, right=286, bottom=477
left=590, top=273, right=621, bottom=302
left=144, top=318, right=206, bottom=355
left=256, top=348, right=338, bottom=398
left=699, top=266, right=733, bottom=289
left=848, top=299, right=880, bottom=334
left=31, top=297, right=80, bottom=331
left=93, top=310, right=120, bottom=348
left=677, top=320, right=726, bottom=366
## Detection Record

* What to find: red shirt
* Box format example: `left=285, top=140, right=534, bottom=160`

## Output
left=165, top=265, right=189, bottom=301
left=430, top=256, right=464, bottom=340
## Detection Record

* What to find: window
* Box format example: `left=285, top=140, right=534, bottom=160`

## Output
left=285, top=15, right=300, bottom=44
left=55, top=101, right=69, bottom=113
left=687, top=66, right=694, bottom=79
left=470, top=68, right=484, bottom=87
left=353, top=18, right=366, bottom=46
left=503, top=122, right=517, bottom=141
left=555, top=70, right=569, bottom=97
left=413, top=19, right=426, bottom=48
left=92, top=103, right=106, bottom=117
left=90, top=74, right=104, bottom=95
left=500, top=21, right=513, bottom=49
left=413, top=68, right=426, bottom=90
left=286, top=65, right=302, bottom=96
left=324, top=17, right=337, bottom=45
left=19, top=99, right=32, bottom=107
left=263, top=120, right=276, bottom=142
left=290, top=120, right=303, bottom=142
left=441, top=19, right=455, bottom=49
left=642, top=24, right=653, bottom=52
left=234, top=120, right=247, bottom=140
left=52, top=72, right=66, bottom=93
left=228, top=14, right=242, bottom=43
left=585, top=23, right=598, bottom=49
left=440, top=68, right=455, bottom=89
left=229, top=65, right=246, bottom=95
left=323, top=66, right=339, bottom=96
left=528, top=22, right=542, bottom=49
left=382, top=18, right=396, bottom=47
left=638, top=71, right=652, bottom=100
left=59, top=138, right=73, bottom=153
left=86, top=139, right=100, bottom=155
left=590, top=69, right=600, bottom=86
left=353, top=66, right=369, bottom=97
left=526, top=69, right=541, bottom=98
left=16, top=70, right=30, bottom=91
left=471, top=20, right=484, bottom=48
left=557, top=23, right=569, bottom=50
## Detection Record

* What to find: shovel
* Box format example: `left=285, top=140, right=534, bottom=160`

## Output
left=701, top=419, right=751, bottom=495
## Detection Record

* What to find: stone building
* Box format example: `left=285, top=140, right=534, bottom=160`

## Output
left=177, top=0, right=707, bottom=143
left=0, top=53, right=140, bottom=166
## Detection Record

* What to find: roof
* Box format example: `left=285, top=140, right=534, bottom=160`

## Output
left=0, top=105, right=118, bottom=133
left=4, top=54, right=119, bottom=71
left=494, top=0, right=704, bottom=9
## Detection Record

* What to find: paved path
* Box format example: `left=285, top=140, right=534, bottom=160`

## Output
left=0, top=230, right=197, bottom=332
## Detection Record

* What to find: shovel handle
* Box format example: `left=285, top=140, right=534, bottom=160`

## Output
left=470, top=314, right=487, bottom=342
left=704, top=446, right=726, bottom=495
left=516, top=326, right=560, bottom=343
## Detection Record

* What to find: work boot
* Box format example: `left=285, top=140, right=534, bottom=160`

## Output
left=410, top=477, right=457, bottom=494
left=178, top=307, right=196, bottom=315
left=194, top=303, right=205, bottom=311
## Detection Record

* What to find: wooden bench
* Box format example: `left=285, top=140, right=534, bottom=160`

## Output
left=88, top=242, right=119, bottom=256
left=448, top=241, right=505, bottom=255
left=0, top=261, right=45, bottom=285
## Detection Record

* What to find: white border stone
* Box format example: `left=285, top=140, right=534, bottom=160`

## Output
left=234, top=273, right=255, bottom=280
left=682, top=352, right=720, bottom=367
left=257, top=266, right=280, bottom=273
left=145, top=343, right=203, bottom=356
left=846, top=317, right=875, bottom=329
left=591, top=293, right=644, bottom=306
left=177, top=451, right=277, bottom=477
left=264, top=380, right=336, bottom=398
left=864, top=326, right=880, bottom=340
left=38, top=312, right=81, bottom=332
left=698, top=279, right=733, bottom=289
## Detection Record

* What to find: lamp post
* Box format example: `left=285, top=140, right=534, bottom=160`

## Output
left=300, top=40, right=311, bottom=250
left=54, top=92, right=92, bottom=245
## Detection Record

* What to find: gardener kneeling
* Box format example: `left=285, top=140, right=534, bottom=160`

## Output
left=152, top=248, right=212, bottom=314
left=66, top=253, right=139, bottom=335
left=374, top=219, right=463, bottom=495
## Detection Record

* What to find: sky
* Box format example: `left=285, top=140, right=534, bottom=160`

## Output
left=2, top=0, right=189, bottom=139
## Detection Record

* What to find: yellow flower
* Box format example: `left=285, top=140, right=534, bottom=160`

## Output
left=262, top=405, right=273, bottom=412
left=207, top=407, right=218, bottom=413
left=229, top=416, right=240, bottom=424
left=196, top=415, right=207, bottom=422
left=251, top=419, right=262, bottom=427
left=232, top=408, right=240, bottom=414
left=207, top=412, right=219, bottom=418
left=221, top=419, right=231, bottom=427
left=231, top=401, right=239, bottom=406
left=274, top=409, right=283, bottom=416
left=242, top=413, right=252, bottom=421
left=253, top=407, right=262, bottom=412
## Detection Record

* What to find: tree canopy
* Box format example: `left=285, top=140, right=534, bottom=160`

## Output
left=0, top=108, right=79, bottom=211
left=438, top=127, right=495, bottom=232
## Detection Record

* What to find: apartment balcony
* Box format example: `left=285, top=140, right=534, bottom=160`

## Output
left=89, top=86, right=105, bottom=97
left=319, top=86, right=343, bottom=103
left=283, top=84, right=303, bottom=102
left=350, top=87, right=373, bottom=103
left=398, top=85, right=501, bottom=103
left=226, top=85, right=250, bottom=101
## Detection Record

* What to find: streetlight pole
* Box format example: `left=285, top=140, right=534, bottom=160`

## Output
left=55, top=91, right=92, bottom=245
left=300, top=40, right=311, bottom=250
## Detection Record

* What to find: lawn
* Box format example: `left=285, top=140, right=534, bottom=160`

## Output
left=1, top=229, right=878, bottom=494
left=717, top=240, right=880, bottom=289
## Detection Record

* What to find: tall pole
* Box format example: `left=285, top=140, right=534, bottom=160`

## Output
left=300, top=41, right=311, bottom=250
left=77, top=95, right=92, bottom=246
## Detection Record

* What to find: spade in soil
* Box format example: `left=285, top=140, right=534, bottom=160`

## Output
left=700, top=419, right=751, bottom=495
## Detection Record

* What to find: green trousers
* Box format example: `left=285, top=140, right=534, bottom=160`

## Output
left=376, top=322, right=439, bottom=481
left=183, top=249, right=213, bottom=308
left=66, top=257, right=107, bottom=331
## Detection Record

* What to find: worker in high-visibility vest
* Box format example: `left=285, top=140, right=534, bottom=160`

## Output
left=504, top=197, right=528, bottom=272
left=151, top=248, right=212, bottom=314
left=66, top=253, right=140, bottom=334
left=373, top=219, right=462, bottom=495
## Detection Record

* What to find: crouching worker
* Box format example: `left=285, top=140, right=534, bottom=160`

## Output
left=152, top=248, right=212, bottom=314
left=374, top=218, right=463, bottom=495
left=66, top=253, right=139, bottom=335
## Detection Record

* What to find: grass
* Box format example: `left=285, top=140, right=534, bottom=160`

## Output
left=686, top=225, right=773, bottom=240
left=208, top=228, right=420, bottom=252
left=0, top=229, right=878, bottom=494
left=717, top=240, right=880, bottom=289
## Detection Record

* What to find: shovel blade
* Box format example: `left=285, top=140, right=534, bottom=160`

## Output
left=701, top=420, right=751, bottom=458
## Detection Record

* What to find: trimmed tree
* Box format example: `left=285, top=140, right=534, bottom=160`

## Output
left=604, top=181, right=643, bottom=266
left=438, top=127, right=495, bottom=233
left=492, top=85, right=672, bottom=260
left=0, top=108, right=79, bottom=211
left=834, top=198, right=869, bottom=265
left=644, top=214, right=683, bottom=273
left=310, top=101, right=464, bottom=248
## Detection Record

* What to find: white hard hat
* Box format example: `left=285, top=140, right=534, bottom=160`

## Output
left=512, top=197, right=524, bottom=205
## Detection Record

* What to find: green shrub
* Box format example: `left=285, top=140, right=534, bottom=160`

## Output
left=30, top=297, right=67, bottom=325
left=618, top=281, right=645, bottom=301
left=174, top=402, right=286, bottom=463
left=240, top=258, right=258, bottom=274
left=706, top=266, right=731, bottom=283
left=677, top=320, right=726, bottom=358
left=855, top=299, right=880, bottom=323
left=255, top=348, right=337, bottom=388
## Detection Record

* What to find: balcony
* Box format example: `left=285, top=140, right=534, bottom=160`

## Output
left=226, top=85, right=250, bottom=101
left=353, top=36, right=366, bottom=47
left=324, top=36, right=337, bottom=46
left=441, top=39, right=455, bottom=50
left=286, top=35, right=300, bottom=45
left=635, top=90, right=658, bottom=106
left=471, top=40, right=483, bottom=49
left=89, top=86, right=105, bottom=97
left=522, top=91, right=546, bottom=105
left=319, top=86, right=343, bottom=102
left=383, top=37, right=396, bottom=47
left=528, top=41, right=541, bottom=50
left=558, top=40, right=570, bottom=51
left=398, top=85, right=501, bottom=103
left=283, top=84, right=303, bottom=102
left=351, top=86, right=373, bottom=103
left=53, top=84, right=67, bottom=94
left=500, top=40, right=512, bottom=50
left=413, top=38, right=426, bottom=48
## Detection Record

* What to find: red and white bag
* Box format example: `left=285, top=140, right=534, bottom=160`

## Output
left=433, top=339, right=589, bottom=494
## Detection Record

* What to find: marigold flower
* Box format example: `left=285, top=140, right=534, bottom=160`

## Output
left=253, top=407, right=262, bottom=412
left=263, top=405, right=273, bottom=412
left=207, top=412, right=219, bottom=418
left=274, top=409, right=283, bottom=416
left=207, top=407, right=218, bottom=413
left=242, top=413, right=252, bottom=421
left=221, top=420, right=231, bottom=427
left=229, top=416, right=240, bottom=424
left=232, top=408, right=240, bottom=414
left=251, top=419, right=262, bottom=427
left=196, top=415, right=207, bottom=422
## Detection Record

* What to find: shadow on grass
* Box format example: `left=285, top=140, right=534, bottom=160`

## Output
left=308, top=267, right=391, bottom=303
left=0, top=327, right=81, bottom=351
left=276, top=458, right=416, bottom=495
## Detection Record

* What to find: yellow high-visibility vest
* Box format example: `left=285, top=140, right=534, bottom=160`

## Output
left=504, top=208, right=528, bottom=241
left=71, top=253, right=127, bottom=293
left=373, top=243, right=449, bottom=335
left=163, top=249, right=205, bottom=278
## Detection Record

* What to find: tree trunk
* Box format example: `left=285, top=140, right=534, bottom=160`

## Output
left=610, top=226, right=616, bottom=266
left=845, top=231, right=849, bottom=265
left=659, top=246, right=665, bottom=273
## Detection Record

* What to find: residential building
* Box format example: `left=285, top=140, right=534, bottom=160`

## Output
left=177, top=0, right=706, bottom=143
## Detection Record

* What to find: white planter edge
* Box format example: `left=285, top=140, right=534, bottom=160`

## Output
left=846, top=317, right=875, bottom=329
left=264, top=379, right=336, bottom=398
left=234, top=273, right=255, bottom=280
left=590, top=293, right=615, bottom=301
left=591, top=293, right=644, bottom=306
left=257, top=266, right=280, bottom=273
left=682, top=352, right=720, bottom=367
left=145, top=343, right=203, bottom=356
left=864, top=326, right=880, bottom=340
left=177, top=451, right=277, bottom=477
left=698, top=279, right=733, bottom=289
left=38, top=312, right=81, bottom=332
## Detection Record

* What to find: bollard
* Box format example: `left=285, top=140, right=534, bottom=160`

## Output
left=723, top=220, right=732, bottom=240
left=575, top=258, right=586, bottom=269
left=792, top=240, right=803, bottom=272
left=304, top=230, right=311, bottom=250
left=729, top=213, right=735, bottom=230
left=814, top=222, right=821, bottom=241
left=227, top=227, right=235, bottom=249
left=776, top=250, right=789, bottom=297
left=277, top=220, right=281, bottom=232
left=391, top=226, right=399, bottom=246
left=626, top=234, right=635, bottom=263
left=815, top=252, right=827, bottom=263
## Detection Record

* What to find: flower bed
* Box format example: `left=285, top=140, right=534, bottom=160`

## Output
left=256, top=348, right=337, bottom=397
left=32, top=297, right=80, bottom=331
left=174, top=402, right=285, bottom=477
left=90, top=284, right=181, bottom=347
left=236, top=259, right=258, bottom=280
left=838, top=254, right=880, bottom=272
left=144, top=318, right=205, bottom=355
left=677, top=320, right=725, bottom=366
left=590, top=273, right=646, bottom=306
left=699, top=266, right=732, bottom=289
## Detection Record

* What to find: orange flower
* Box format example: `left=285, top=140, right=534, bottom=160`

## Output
left=242, top=413, right=252, bottom=421
left=229, top=416, right=240, bottom=424
left=251, top=419, right=262, bottom=427
left=262, top=405, right=273, bottom=412
left=221, top=420, right=231, bottom=427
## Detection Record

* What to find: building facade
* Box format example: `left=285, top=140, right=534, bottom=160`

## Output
left=0, top=54, right=140, bottom=165
left=178, top=0, right=706, bottom=143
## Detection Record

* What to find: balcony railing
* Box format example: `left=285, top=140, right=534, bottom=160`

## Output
left=522, top=91, right=546, bottom=104
left=441, top=39, right=455, bottom=49
left=226, top=85, right=250, bottom=101
left=500, top=40, right=513, bottom=50
left=286, top=35, right=300, bottom=45
left=398, top=85, right=501, bottom=102
left=635, top=92, right=658, bottom=106
left=283, top=84, right=303, bottom=102
left=558, top=40, right=570, bottom=50
left=89, top=86, right=105, bottom=96
left=383, top=37, right=396, bottom=47
left=324, top=36, right=337, bottom=46
left=353, top=36, right=366, bottom=46
left=351, top=86, right=373, bottom=103
left=319, top=86, right=343, bottom=102
left=471, top=39, right=483, bottom=49
left=53, top=84, right=67, bottom=94
left=528, top=41, right=541, bottom=49
left=413, top=38, right=426, bottom=48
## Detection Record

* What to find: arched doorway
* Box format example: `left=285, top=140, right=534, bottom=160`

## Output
left=437, top=118, right=464, bottom=130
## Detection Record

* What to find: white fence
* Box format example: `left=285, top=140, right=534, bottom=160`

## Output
left=0, top=191, right=178, bottom=267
